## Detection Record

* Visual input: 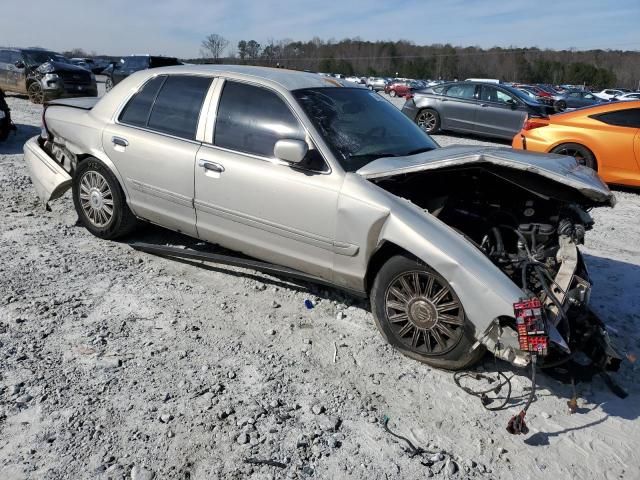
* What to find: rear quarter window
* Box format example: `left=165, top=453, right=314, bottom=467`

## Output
left=119, top=75, right=165, bottom=127
left=591, top=108, right=640, bottom=129
left=147, top=75, right=212, bottom=139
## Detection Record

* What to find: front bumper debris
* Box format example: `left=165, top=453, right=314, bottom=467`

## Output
left=23, top=136, right=72, bottom=208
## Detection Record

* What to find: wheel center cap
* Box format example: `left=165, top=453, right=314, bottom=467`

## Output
left=89, top=189, right=103, bottom=209
left=408, top=299, right=438, bottom=329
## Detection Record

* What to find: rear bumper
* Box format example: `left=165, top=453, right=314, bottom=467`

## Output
left=23, top=136, right=72, bottom=207
left=400, top=103, right=419, bottom=122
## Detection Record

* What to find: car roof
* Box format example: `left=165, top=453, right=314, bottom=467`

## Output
left=139, top=64, right=346, bottom=91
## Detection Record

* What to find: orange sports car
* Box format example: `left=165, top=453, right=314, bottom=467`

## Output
left=512, top=101, right=640, bottom=187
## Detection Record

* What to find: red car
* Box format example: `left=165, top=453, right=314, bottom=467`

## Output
left=385, top=81, right=412, bottom=97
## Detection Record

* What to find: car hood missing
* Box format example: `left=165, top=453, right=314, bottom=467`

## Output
left=356, top=145, right=615, bottom=206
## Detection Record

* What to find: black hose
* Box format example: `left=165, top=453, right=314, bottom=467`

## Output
left=453, top=370, right=513, bottom=411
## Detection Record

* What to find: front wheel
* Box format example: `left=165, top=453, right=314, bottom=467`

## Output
left=28, top=82, right=45, bottom=104
left=105, top=77, right=114, bottom=92
left=370, top=254, right=484, bottom=370
left=72, top=158, right=137, bottom=239
left=389, top=89, right=397, bottom=97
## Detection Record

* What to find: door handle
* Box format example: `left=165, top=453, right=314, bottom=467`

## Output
left=480, top=103, right=489, bottom=107
left=112, top=136, right=129, bottom=147
left=198, top=159, right=225, bottom=173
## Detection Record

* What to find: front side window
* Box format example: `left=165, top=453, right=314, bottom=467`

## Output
left=480, top=86, right=514, bottom=104
left=293, top=88, right=438, bottom=172
left=214, top=81, right=304, bottom=158
left=446, top=83, right=476, bottom=99
left=122, top=57, right=149, bottom=70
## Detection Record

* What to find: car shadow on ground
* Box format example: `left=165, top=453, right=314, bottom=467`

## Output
left=123, top=223, right=365, bottom=306
left=121, top=226, right=639, bottom=430
left=0, top=124, right=41, bottom=155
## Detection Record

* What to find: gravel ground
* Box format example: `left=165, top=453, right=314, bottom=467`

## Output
left=1, top=85, right=639, bottom=480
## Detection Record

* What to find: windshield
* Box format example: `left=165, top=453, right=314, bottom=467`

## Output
left=23, top=50, right=70, bottom=66
left=293, top=88, right=438, bottom=172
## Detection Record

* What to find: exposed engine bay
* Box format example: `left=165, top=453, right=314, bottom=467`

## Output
left=373, top=165, right=623, bottom=373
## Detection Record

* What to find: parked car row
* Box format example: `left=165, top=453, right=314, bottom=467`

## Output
left=0, top=47, right=97, bottom=103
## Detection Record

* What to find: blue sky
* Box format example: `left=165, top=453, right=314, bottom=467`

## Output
left=1, top=0, right=638, bottom=58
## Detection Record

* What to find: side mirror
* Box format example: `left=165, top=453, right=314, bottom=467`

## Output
left=274, top=139, right=308, bottom=164
left=14, top=60, right=25, bottom=69
left=507, top=99, right=518, bottom=109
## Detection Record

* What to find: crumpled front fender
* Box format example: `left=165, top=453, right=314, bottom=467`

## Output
left=23, top=136, right=72, bottom=208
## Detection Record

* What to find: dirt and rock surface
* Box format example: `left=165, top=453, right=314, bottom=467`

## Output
left=1, top=85, right=639, bottom=480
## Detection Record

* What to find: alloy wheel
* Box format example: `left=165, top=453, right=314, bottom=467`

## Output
left=28, top=82, right=44, bottom=104
left=384, top=271, right=464, bottom=355
left=554, top=146, right=586, bottom=165
left=417, top=111, right=437, bottom=132
left=105, top=77, right=113, bottom=92
left=79, top=171, right=114, bottom=227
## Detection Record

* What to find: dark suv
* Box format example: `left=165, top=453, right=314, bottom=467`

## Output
left=0, top=48, right=98, bottom=104
left=104, top=55, right=181, bottom=91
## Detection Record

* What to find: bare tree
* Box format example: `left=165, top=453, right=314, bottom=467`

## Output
left=201, top=34, right=229, bottom=62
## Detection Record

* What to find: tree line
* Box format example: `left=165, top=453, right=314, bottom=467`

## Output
left=195, top=36, right=640, bottom=89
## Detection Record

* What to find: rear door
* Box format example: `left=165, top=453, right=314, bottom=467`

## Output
left=590, top=108, right=640, bottom=181
left=440, top=83, right=479, bottom=132
left=475, top=85, right=527, bottom=139
left=102, top=74, right=214, bottom=235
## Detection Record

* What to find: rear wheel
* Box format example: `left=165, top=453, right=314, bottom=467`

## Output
left=72, top=158, right=137, bottom=239
left=416, top=108, right=440, bottom=134
left=554, top=100, right=567, bottom=112
left=370, top=254, right=484, bottom=370
left=27, top=82, right=45, bottom=104
left=105, top=77, right=114, bottom=92
left=551, top=143, right=597, bottom=170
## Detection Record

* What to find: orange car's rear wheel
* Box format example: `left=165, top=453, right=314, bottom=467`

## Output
left=551, top=143, right=597, bottom=170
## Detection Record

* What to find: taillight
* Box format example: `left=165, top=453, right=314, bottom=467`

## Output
left=523, top=116, right=549, bottom=131
left=41, top=104, right=51, bottom=140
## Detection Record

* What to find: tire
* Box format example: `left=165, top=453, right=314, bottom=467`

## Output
left=551, top=143, right=597, bottom=170
left=368, top=85, right=373, bottom=90
left=554, top=100, right=567, bottom=112
left=105, top=76, right=114, bottom=92
left=389, top=89, right=397, bottom=97
left=27, top=81, right=45, bottom=104
left=416, top=108, right=441, bottom=134
left=370, top=254, right=484, bottom=370
left=72, top=158, right=137, bottom=239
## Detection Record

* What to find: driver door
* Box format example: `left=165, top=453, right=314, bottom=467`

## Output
left=194, top=80, right=341, bottom=280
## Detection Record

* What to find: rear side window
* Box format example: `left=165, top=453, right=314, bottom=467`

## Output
left=119, top=75, right=212, bottom=140
left=214, top=81, right=304, bottom=157
left=446, top=84, right=476, bottom=99
left=591, top=108, right=640, bottom=129
left=147, top=75, right=212, bottom=139
left=119, top=75, right=165, bottom=127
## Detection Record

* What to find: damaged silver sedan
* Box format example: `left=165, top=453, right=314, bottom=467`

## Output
left=24, top=65, right=622, bottom=372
